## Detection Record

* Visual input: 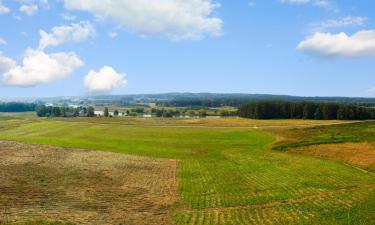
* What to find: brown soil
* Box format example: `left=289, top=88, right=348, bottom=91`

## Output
left=0, top=140, right=178, bottom=225
left=290, top=142, right=375, bottom=170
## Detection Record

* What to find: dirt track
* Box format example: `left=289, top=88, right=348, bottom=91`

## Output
left=0, top=140, right=178, bottom=225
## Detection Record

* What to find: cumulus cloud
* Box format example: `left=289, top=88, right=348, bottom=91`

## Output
left=84, top=66, right=127, bottom=93
left=16, top=0, right=49, bottom=13
left=0, top=2, right=10, bottom=14
left=64, top=0, right=222, bottom=41
left=310, top=16, right=366, bottom=32
left=297, top=30, right=375, bottom=57
left=0, top=53, right=16, bottom=74
left=39, top=21, right=95, bottom=50
left=19, top=4, right=38, bottom=16
left=0, top=49, right=83, bottom=86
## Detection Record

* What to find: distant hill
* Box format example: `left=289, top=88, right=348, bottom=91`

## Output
left=2, top=93, right=375, bottom=107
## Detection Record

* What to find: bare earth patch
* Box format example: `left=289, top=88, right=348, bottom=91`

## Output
left=290, top=143, right=375, bottom=170
left=0, top=140, right=178, bottom=225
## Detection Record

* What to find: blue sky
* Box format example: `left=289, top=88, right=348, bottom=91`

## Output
left=0, top=0, right=375, bottom=97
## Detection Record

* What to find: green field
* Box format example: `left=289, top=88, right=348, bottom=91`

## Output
left=272, top=121, right=375, bottom=150
left=0, top=115, right=375, bottom=224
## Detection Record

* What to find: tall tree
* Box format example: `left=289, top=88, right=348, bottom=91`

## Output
left=87, top=106, right=95, bottom=117
left=104, top=107, right=109, bottom=117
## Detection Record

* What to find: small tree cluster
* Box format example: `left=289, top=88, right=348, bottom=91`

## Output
left=238, top=101, right=375, bottom=120
left=36, top=105, right=96, bottom=117
left=152, top=108, right=180, bottom=118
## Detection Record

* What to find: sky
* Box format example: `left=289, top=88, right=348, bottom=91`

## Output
left=0, top=0, right=375, bottom=98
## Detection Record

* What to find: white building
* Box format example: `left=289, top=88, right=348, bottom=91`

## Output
left=94, top=110, right=127, bottom=117
left=94, top=110, right=104, bottom=116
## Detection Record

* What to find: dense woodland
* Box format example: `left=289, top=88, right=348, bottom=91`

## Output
left=0, top=102, right=37, bottom=112
left=238, top=101, right=375, bottom=120
left=109, top=93, right=375, bottom=107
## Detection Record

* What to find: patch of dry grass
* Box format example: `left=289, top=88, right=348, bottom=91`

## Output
left=0, top=141, right=178, bottom=225
left=289, top=143, right=375, bottom=171
left=53, top=117, right=349, bottom=128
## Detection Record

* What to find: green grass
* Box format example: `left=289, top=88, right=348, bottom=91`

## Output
left=272, top=121, right=375, bottom=151
left=1, top=118, right=375, bottom=224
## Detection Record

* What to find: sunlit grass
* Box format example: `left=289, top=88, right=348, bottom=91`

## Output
left=0, top=117, right=374, bottom=224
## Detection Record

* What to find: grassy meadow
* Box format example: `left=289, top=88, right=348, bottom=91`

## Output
left=0, top=114, right=374, bottom=224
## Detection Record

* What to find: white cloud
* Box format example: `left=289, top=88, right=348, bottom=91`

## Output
left=61, top=13, right=76, bottom=21
left=0, top=2, right=10, bottom=14
left=310, top=16, right=366, bottom=32
left=108, top=32, right=118, bottom=38
left=39, top=21, right=95, bottom=50
left=298, top=30, right=375, bottom=57
left=0, top=49, right=83, bottom=86
left=0, top=53, right=16, bottom=74
left=281, top=0, right=333, bottom=9
left=39, top=0, right=49, bottom=8
left=281, top=0, right=309, bottom=4
left=0, top=37, right=6, bottom=45
left=84, top=66, right=127, bottom=93
left=314, top=0, right=331, bottom=8
left=64, top=0, right=222, bottom=41
left=367, top=87, right=375, bottom=94
left=19, top=4, right=38, bottom=16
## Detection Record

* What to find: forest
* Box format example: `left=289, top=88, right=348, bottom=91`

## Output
left=238, top=101, right=375, bottom=120
left=0, top=102, right=37, bottom=112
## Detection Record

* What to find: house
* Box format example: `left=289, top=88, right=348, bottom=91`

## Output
left=94, top=111, right=104, bottom=116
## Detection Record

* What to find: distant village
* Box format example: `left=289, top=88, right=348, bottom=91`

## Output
left=39, top=102, right=236, bottom=118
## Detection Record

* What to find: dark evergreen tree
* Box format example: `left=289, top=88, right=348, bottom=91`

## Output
left=104, top=107, right=109, bottom=117
left=87, top=106, right=95, bottom=117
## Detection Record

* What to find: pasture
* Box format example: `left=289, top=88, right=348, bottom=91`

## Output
left=0, top=115, right=374, bottom=224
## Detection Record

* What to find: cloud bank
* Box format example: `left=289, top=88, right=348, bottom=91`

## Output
left=64, top=0, right=222, bottom=41
left=298, top=30, right=375, bottom=57
left=84, top=66, right=126, bottom=93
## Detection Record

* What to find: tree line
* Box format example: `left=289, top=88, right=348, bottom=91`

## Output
left=158, top=99, right=249, bottom=107
left=36, top=105, right=95, bottom=117
left=238, top=101, right=375, bottom=120
left=0, top=102, right=37, bottom=112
